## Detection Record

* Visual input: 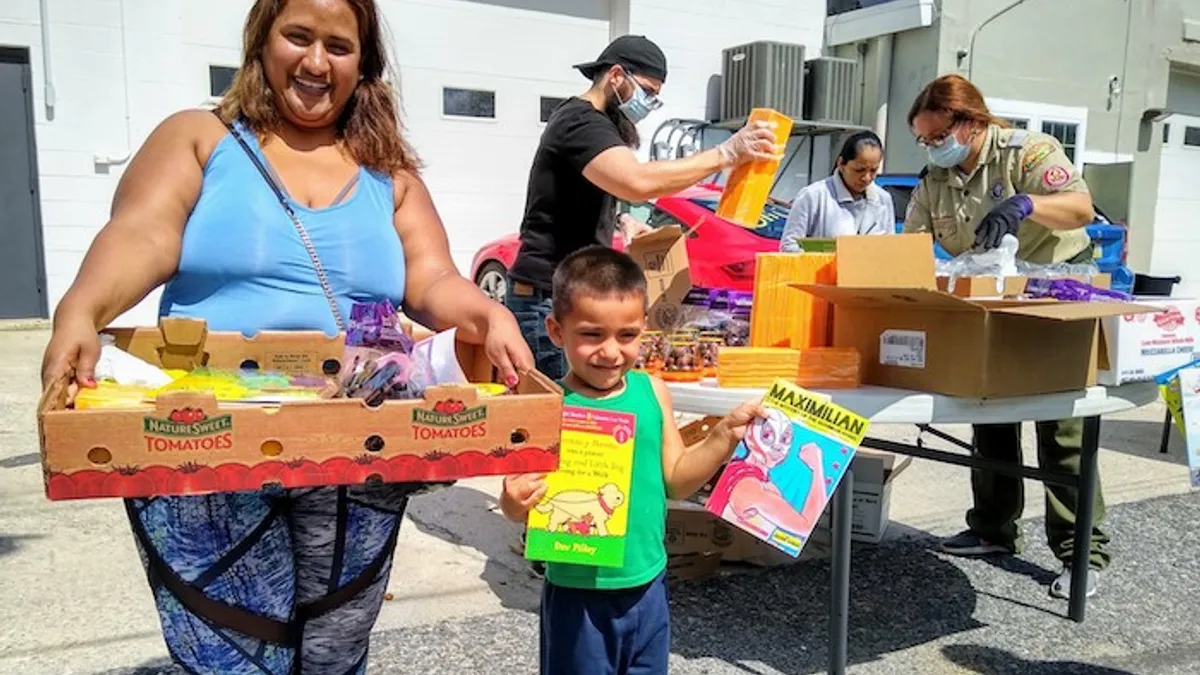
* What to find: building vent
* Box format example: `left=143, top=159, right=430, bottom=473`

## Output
left=804, top=57, right=859, bottom=123
left=719, top=41, right=806, bottom=122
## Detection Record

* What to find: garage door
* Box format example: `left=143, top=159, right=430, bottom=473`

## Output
left=1153, top=114, right=1200, bottom=298
left=385, top=0, right=610, bottom=275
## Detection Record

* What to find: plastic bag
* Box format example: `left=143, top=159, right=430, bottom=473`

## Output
left=338, top=299, right=434, bottom=404
left=936, top=234, right=1020, bottom=295
left=1025, top=278, right=1132, bottom=302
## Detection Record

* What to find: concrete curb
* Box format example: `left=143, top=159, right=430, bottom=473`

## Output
left=0, top=319, right=50, bottom=331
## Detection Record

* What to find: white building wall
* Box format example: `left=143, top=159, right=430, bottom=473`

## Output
left=5, top=0, right=825, bottom=327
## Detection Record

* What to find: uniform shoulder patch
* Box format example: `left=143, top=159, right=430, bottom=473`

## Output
left=1021, top=142, right=1056, bottom=173
left=1042, top=165, right=1072, bottom=190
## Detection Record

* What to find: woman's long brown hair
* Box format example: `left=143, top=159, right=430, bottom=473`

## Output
left=216, top=0, right=421, bottom=175
left=906, top=74, right=1009, bottom=130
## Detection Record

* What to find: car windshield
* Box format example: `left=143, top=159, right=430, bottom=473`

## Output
left=689, top=198, right=792, bottom=240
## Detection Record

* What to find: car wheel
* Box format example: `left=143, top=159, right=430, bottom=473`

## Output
left=476, top=261, right=508, bottom=304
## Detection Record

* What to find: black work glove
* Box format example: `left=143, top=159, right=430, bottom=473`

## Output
left=974, top=194, right=1033, bottom=250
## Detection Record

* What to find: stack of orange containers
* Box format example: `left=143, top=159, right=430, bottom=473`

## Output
left=796, top=347, right=861, bottom=389
left=749, top=253, right=836, bottom=350
left=716, top=108, right=794, bottom=228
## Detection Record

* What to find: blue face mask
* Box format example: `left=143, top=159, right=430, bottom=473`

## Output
left=926, top=134, right=971, bottom=168
left=615, top=74, right=661, bottom=124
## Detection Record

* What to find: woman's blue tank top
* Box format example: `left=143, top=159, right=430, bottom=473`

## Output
left=158, top=120, right=406, bottom=336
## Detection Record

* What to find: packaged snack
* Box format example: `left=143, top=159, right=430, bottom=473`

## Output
left=473, top=382, right=509, bottom=398
left=339, top=299, right=433, bottom=403
left=74, top=382, right=157, bottom=410
left=699, top=333, right=724, bottom=377
left=1025, top=277, right=1132, bottom=302
left=660, top=335, right=703, bottom=382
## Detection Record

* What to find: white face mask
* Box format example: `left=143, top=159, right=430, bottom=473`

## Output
left=613, top=71, right=662, bottom=124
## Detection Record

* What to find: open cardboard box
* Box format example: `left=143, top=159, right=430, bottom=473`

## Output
left=38, top=317, right=563, bottom=500
left=627, top=225, right=692, bottom=330
left=794, top=234, right=1159, bottom=398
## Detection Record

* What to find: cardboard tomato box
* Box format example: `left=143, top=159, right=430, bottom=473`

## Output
left=38, top=318, right=562, bottom=500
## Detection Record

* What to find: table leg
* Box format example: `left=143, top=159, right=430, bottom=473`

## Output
left=1160, top=409, right=1173, bottom=454
left=829, top=469, right=853, bottom=675
left=1069, top=416, right=1101, bottom=622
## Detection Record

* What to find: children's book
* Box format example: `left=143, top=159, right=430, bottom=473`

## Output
left=704, top=378, right=869, bottom=557
left=1175, top=368, right=1200, bottom=488
left=525, top=406, right=636, bottom=567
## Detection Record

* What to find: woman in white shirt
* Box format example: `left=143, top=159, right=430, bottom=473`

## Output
left=779, top=130, right=894, bottom=251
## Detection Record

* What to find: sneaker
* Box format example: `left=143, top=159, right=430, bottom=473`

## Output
left=939, top=530, right=1014, bottom=557
left=1049, top=565, right=1099, bottom=599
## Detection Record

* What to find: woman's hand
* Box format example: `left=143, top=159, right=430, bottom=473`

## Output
left=40, top=314, right=101, bottom=402
left=483, top=305, right=534, bottom=389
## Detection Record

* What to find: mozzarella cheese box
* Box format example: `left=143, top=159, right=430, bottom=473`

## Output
left=1099, top=297, right=1200, bottom=386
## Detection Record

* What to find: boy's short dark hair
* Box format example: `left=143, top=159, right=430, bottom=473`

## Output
left=552, top=246, right=648, bottom=319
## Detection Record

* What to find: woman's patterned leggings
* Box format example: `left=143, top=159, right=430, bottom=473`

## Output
left=125, top=483, right=414, bottom=675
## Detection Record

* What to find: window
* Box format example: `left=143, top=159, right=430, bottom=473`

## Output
left=1002, top=117, right=1029, bottom=130
left=1041, top=121, right=1079, bottom=162
left=1164, top=124, right=1172, bottom=144
left=1185, top=126, right=1200, bottom=147
left=442, top=87, right=495, bottom=119
left=209, top=65, right=237, bottom=98
left=539, top=96, right=567, bottom=123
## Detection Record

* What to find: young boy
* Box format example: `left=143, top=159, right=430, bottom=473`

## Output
left=499, top=245, right=764, bottom=675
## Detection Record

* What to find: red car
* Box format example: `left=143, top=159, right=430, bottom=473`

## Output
left=469, top=183, right=792, bottom=303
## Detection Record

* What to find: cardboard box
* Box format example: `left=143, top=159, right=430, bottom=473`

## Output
left=665, top=499, right=830, bottom=566
left=936, top=273, right=1112, bottom=299
left=797, top=234, right=1157, bottom=398
left=666, top=552, right=723, bottom=583
left=38, top=318, right=563, bottom=501
left=627, top=225, right=692, bottom=330
left=1098, top=297, right=1200, bottom=385
left=814, top=449, right=912, bottom=544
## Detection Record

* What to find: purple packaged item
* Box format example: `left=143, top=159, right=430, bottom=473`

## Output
left=1025, top=278, right=1132, bottom=302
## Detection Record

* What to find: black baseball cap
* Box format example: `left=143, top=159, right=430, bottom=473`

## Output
left=573, top=35, right=667, bottom=82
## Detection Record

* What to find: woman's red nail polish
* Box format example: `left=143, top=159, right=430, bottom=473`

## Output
left=506, top=375, right=519, bottom=387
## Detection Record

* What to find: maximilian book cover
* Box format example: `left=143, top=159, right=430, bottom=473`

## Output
left=704, top=378, right=869, bottom=557
left=525, top=406, right=636, bottom=567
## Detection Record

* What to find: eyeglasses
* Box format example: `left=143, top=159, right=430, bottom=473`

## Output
left=915, top=120, right=961, bottom=149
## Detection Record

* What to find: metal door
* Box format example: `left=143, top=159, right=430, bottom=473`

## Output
left=0, top=48, right=47, bottom=319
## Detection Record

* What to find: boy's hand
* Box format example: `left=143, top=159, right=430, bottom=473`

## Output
left=499, top=473, right=548, bottom=522
left=719, top=398, right=768, bottom=444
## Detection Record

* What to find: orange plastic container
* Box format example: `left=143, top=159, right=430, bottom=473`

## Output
left=749, top=252, right=836, bottom=350
left=716, top=108, right=794, bottom=227
left=796, top=347, right=861, bottom=389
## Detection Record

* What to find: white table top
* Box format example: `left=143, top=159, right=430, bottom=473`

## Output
left=665, top=380, right=1159, bottom=425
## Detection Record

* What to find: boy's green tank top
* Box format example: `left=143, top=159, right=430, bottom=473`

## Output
left=546, top=370, right=667, bottom=590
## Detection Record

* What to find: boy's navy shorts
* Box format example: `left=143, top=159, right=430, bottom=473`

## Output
left=539, top=571, right=670, bottom=675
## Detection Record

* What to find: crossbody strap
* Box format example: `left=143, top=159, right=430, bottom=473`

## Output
left=217, top=113, right=347, bottom=332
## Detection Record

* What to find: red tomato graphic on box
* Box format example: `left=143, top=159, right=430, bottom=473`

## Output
left=1154, top=307, right=1185, bottom=333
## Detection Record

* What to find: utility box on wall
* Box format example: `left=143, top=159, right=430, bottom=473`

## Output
left=719, top=41, right=806, bottom=122
left=804, top=57, right=858, bottom=123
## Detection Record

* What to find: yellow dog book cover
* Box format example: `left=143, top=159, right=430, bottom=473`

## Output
left=525, top=406, right=636, bottom=567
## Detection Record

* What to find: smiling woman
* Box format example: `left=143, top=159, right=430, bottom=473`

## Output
left=38, top=0, right=533, bottom=673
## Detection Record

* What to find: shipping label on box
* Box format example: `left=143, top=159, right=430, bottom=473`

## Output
left=1099, top=298, right=1200, bottom=386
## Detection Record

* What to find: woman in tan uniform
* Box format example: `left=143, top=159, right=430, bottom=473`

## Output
left=904, top=74, right=1105, bottom=599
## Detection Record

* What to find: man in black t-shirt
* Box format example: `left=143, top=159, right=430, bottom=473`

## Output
left=506, top=34, right=779, bottom=380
